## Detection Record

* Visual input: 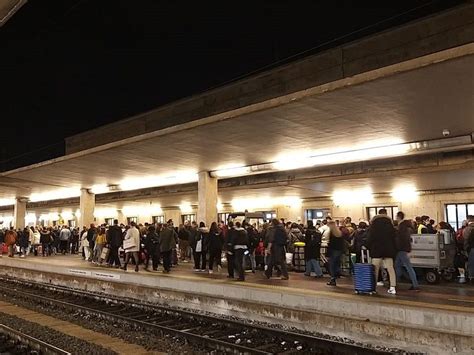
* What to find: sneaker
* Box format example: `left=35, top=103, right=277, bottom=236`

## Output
left=193, top=268, right=200, bottom=272
left=326, top=280, right=336, bottom=286
left=376, top=281, right=384, bottom=286
left=387, top=287, right=396, bottom=295
left=280, top=276, right=289, bottom=280
left=408, top=286, right=420, bottom=291
left=208, top=270, right=213, bottom=274
left=20, top=255, right=25, bottom=258
left=183, top=260, right=189, bottom=263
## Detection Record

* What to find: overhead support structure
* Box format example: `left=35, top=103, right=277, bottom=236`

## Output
left=79, top=188, right=95, bottom=227
left=197, top=171, right=218, bottom=227
left=13, top=198, right=26, bottom=229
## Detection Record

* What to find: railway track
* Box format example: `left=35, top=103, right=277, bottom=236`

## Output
left=0, top=323, right=71, bottom=355
left=0, top=277, right=394, bottom=354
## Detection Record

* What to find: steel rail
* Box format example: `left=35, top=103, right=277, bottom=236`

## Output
left=0, top=324, right=71, bottom=355
left=0, top=277, right=392, bottom=354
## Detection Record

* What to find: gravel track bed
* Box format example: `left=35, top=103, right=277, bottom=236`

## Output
left=0, top=294, right=198, bottom=354
left=0, top=311, right=116, bottom=355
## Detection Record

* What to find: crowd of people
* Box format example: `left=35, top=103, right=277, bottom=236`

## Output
left=0, top=210, right=473, bottom=295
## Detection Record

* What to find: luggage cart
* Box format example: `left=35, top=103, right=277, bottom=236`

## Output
left=409, top=230, right=456, bottom=284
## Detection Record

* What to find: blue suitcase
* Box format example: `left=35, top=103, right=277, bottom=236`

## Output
left=354, top=250, right=376, bottom=295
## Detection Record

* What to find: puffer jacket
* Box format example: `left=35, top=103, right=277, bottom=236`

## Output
left=159, top=226, right=177, bottom=252
left=193, top=227, right=209, bottom=252
left=288, top=228, right=304, bottom=253
left=366, top=215, right=397, bottom=258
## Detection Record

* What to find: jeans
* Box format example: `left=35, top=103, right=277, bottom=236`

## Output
left=265, top=245, right=288, bottom=279
left=234, top=248, right=246, bottom=280
left=244, top=252, right=256, bottom=272
left=468, top=249, right=474, bottom=280
left=42, top=243, right=50, bottom=257
left=329, top=249, right=343, bottom=280
left=93, top=245, right=103, bottom=263
left=305, top=259, right=323, bottom=277
left=395, top=251, right=419, bottom=288
left=193, top=251, right=206, bottom=270
left=108, top=247, right=121, bottom=267
left=59, top=240, right=69, bottom=254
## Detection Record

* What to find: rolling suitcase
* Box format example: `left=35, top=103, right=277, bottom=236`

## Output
left=353, top=249, right=376, bottom=295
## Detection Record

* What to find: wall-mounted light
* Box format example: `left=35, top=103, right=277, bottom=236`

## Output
left=179, top=203, right=193, bottom=213
left=0, top=199, right=15, bottom=207
left=391, top=185, right=419, bottom=202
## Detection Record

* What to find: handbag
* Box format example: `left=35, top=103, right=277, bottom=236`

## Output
left=100, top=247, right=110, bottom=260
left=123, top=237, right=136, bottom=250
left=195, top=239, right=202, bottom=253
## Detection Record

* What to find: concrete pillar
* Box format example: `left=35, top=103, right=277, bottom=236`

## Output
left=14, top=198, right=26, bottom=229
left=197, top=171, right=218, bottom=227
left=79, top=188, right=95, bottom=227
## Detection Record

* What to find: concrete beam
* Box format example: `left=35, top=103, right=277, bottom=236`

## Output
left=65, top=3, right=474, bottom=154
left=13, top=198, right=26, bottom=229
left=79, top=188, right=95, bottom=227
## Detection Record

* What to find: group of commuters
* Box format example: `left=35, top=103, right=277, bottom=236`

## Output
left=1, top=212, right=473, bottom=293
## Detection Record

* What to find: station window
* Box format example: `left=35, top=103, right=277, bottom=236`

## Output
left=105, top=218, right=114, bottom=226
left=152, top=215, right=165, bottom=224
left=366, top=206, right=399, bottom=221
left=218, top=213, right=230, bottom=224
left=263, top=211, right=277, bottom=222
left=446, top=203, right=474, bottom=230
left=127, top=217, right=138, bottom=225
left=181, top=214, right=196, bottom=224
left=305, top=209, right=330, bottom=223
left=68, top=220, right=76, bottom=228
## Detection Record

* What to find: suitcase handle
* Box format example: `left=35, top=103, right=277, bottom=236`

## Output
left=361, top=248, right=371, bottom=263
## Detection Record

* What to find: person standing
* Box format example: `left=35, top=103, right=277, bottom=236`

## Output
left=226, top=221, right=236, bottom=278
left=232, top=222, right=248, bottom=281
left=208, top=222, right=224, bottom=273
left=144, top=225, right=160, bottom=271
left=107, top=220, right=123, bottom=268
left=304, top=220, right=323, bottom=278
left=40, top=227, right=52, bottom=257
left=122, top=222, right=140, bottom=272
left=464, top=215, right=474, bottom=283
left=326, top=221, right=344, bottom=286
left=59, top=225, right=71, bottom=255
left=159, top=221, right=178, bottom=273
left=395, top=211, right=420, bottom=291
left=194, top=222, right=209, bottom=272
left=93, top=227, right=107, bottom=264
left=264, top=219, right=289, bottom=280
left=86, top=224, right=97, bottom=261
left=5, top=228, right=17, bottom=258
left=366, top=209, right=398, bottom=295
left=178, top=224, right=190, bottom=262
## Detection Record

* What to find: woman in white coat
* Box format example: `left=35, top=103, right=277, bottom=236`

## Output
left=122, top=222, right=140, bottom=272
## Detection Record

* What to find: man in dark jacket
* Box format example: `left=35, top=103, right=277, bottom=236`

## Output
left=264, top=219, right=289, bottom=280
left=226, top=221, right=236, bottom=278
left=304, top=220, right=323, bottom=278
left=86, top=224, right=97, bottom=261
left=366, top=209, right=397, bottom=295
left=160, top=222, right=178, bottom=273
left=395, top=211, right=419, bottom=291
left=107, top=220, right=123, bottom=268
left=232, top=221, right=248, bottom=281
left=144, top=225, right=160, bottom=271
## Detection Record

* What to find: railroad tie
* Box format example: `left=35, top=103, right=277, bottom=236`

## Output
left=0, top=301, right=164, bottom=355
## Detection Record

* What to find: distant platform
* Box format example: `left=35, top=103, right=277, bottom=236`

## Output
left=0, top=255, right=473, bottom=354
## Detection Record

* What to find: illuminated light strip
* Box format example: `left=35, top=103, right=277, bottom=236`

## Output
left=210, top=135, right=474, bottom=178
left=0, top=199, right=15, bottom=207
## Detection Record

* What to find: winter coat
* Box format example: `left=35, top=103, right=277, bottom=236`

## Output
left=123, top=227, right=140, bottom=253
left=353, top=228, right=368, bottom=256
left=272, top=225, right=288, bottom=247
left=18, top=230, right=29, bottom=248
left=188, top=227, right=198, bottom=249
left=39, top=231, right=51, bottom=244
left=59, top=228, right=71, bottom=241
left=246, top=227, right=258, bottom=252
left=159, top=226, right=177, bottom=252
left=4, top=230, right=17, bottom=246
left=178, top=228, right=190, bottom=241
left=107, top=225, right=124, bottom=248
left=145, top=231, right=160, bottom=252
left=396, top=220, right=414, bottom=253
left=208, top=229, right=224, bottom=253
left=0, top=230, right=4, bottom=243
left=232, top=227, right=249, bottom=249
left=464, top=222, right=474, bottom=252
left=328, top=231, right=345, bottom=253
left=194, top=227, right=209, bottom=252
left=304, top=227, right=321, bottom=261
left=288, top=228, right=304, bottom=253
left=226, top=228, right=237, bottom=253
left=366, top=215, right=397, bottom=258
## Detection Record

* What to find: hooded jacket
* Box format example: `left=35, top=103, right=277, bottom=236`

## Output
left=366, top=215, right=397, bottom=258
left=159, top=226, right=177, bottom=252
left=232, top=227, right=248, bottom=249
left=193, top=227, right=209, bottom=252
left=396, top=220, right=414, bottom=252
left=288, top=227, right=304, bottom=253
left=304, top=226, right=322, bottom=260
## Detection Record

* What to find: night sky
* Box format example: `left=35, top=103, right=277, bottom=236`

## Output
left=0, top=0, right=463, bottom=171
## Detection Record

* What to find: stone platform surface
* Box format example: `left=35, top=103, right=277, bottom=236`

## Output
left=1, top=255, right=473, bottom=354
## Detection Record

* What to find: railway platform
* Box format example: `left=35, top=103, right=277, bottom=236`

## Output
left=0, top=255, right=473, bottom=354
